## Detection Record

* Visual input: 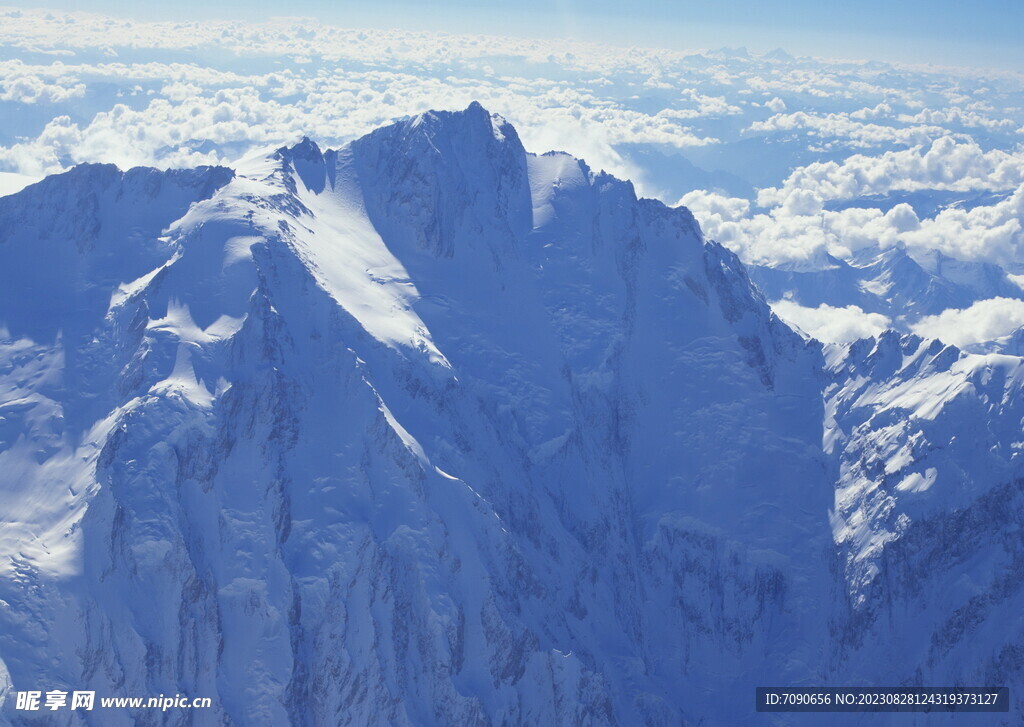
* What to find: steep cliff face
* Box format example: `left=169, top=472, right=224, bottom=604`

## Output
left=0, top=105, right=1018, bottom=726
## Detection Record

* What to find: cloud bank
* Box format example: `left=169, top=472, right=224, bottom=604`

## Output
left=911, top=298, right=1024, bottom=347
left=771, top=300, right=892, bottom=343
left=4, top=5, right=1024, bottom=352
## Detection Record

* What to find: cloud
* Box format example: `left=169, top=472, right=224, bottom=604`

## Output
left=849, top=103, right=892, bottom=120
left=0, top=15, right=736, bottom=190
left=0, top=71, right=718, bottom=193
left=0, top=60, right=85, bottom=103
left=693, top=181, right=1024, bottom=269
left=678, top=131, right=1024, bottom=269
left=771, top=300, right=891, bottom=343
left=0, top=171, right=40, bottom=197
left=900, top=188, right=1024, bottom=264
left=746, top=110, right=951, bottom=149
left=897, top=107, right=1018, bottom=132
left=911, top=297, right=1024, bottom=347
left=686, top=191, right=928, bottom=267
left=758, top=136, right=1024, bottom=209
left=2, top=4, right=1024, bottom=276
left=677, top=189, right=749, bottom=225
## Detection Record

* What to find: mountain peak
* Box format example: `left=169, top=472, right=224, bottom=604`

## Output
left=403, top=101, right=520, bottom=149
left=278, top=135, right=323, bottom=162
left=349, top=102, right=531, bottom=255
left=272, top=136, right=327, bottom=192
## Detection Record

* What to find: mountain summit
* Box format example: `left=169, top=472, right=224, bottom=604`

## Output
left=0, top=104, right=1021, bottom=725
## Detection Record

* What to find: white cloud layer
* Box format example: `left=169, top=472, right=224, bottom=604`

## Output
left=3, top=5, right=1024, bottom=278
left=1, top=8, right=1023, bottom=179
left=771, top=300, right=892, bottom=343
left=687, top=178, right=1024, bottom=268
left=911, top=298, right=1024, bottom=347
left=0, top=60, right=85, bottom=103
left=746, top=110, right=949, bottom=149
left=758, top=136, right=1024, bottom=208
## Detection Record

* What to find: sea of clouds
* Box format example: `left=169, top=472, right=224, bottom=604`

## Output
left=3, top=6, right=1024, bottom=344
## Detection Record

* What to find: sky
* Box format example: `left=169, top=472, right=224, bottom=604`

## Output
left=9, top=0, right=1024, bottom=69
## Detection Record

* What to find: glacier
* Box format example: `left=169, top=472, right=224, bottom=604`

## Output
left=0, top=102, right=1021, bottom=725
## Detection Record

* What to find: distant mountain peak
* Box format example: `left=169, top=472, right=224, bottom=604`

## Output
left=763, top=47, right=795, bottom=62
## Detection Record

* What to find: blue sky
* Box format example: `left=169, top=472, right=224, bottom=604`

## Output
left=11, top=0, right=1024, bottom=68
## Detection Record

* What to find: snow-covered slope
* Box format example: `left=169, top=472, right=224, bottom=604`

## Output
left=825, top=333, right=1024, bottom=703
left=0, top=103, right=1020, bottom=725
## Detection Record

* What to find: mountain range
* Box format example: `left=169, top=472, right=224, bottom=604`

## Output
left=0, top=103, right=1020, bottom=725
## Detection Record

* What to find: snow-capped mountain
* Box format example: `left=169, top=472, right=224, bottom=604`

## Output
left=749, top=245, right=1024, bottom=325
left=0, top=103, right=1020, bottom=725
left=825, top=333, right=1024, bottom=693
